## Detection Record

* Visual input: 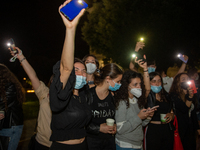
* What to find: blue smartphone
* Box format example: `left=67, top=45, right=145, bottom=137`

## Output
left=177, top=54, right=188, bottom=63
left=60, top=0, right=88, bottom=21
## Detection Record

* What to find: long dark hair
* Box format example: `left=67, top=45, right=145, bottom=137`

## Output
left=149, top=72, right=168, bottom=102
left=0, top=64, right=25, bottom=110
left=94, top=63, right=123, bottom=85
left=169, top=73, right=188, bottom=102
left=115, top=70, right=146, bottom=109
left=82, top=54, right=99, bottom=69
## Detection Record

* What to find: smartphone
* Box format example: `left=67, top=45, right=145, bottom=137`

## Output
left=187, top=80, right=197, bottom=94
left=7, top=38, right=18, bottom=54
left=177, top=54, right=188, bottom=63
left=60, top=0, right=88, bottom=21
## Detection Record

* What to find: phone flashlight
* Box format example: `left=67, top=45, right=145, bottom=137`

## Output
left=177, top=54, right=181, bottom=57
left=78, top=0, right=83, bottom=4
left=132, top=54, right=136, bottom=58
left=7, top=43, right=11, bottom=47
left=187, top=81, right=191, bottom=85
left=140, top=38, right=144, bottom=42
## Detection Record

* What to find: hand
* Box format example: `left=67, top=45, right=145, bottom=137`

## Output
left=197, top=129, right=200, bottom=135
left=0, top=114, right=4, bottom=120
left=146, top=107, right=156, bottom=118
left=59, top=0, right=85, bottom=29
left=183, top=55, right=189, bottom=62
left=165, top=113, right=174, bottom=123
left=135, top=55, right=147, bottom=70
left=100, top=123, right=114, bottom=134
left=9, top=47, right=24, bottom=60
left=135, top=42, right=145, bottom=52
left=138, top=108, right=151, bottom=120
left=111, top=124, right=117, bottom=135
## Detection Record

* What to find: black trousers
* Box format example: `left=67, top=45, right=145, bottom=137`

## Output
left=50, top=140, right=88, bottom=150
left=146, top=123, right=174, bottom=150
left=87, top=136, right=116, bottom=150
left=35, top=140, right=50, bottom=150
left=181, top=127, right=196, bottom=150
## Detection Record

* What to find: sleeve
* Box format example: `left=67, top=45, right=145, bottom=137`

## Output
left=49, top=61, right=76, bottom=112
left=34, top=81, right=49, bottom=103
left=115, top=101, right=142, bottom=135
left=142, top=118, right=151, bottom=126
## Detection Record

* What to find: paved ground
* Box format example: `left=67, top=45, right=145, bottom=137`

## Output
left=17, top=119, right=37, bottom=150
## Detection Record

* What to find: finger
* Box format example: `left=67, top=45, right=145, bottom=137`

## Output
left=74, top=9, right=85, bottom=21
left=143, top=54, right=146, bottom=59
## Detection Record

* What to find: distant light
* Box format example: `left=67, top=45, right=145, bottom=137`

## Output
left=23, top=78, right=26, bottom=80
left=177, top=54, right=181, bottom=57
left=27, top=90, right=35, bottom=93
left=187, top=81, right=191, bottom=85
left=132, top=54, right=136, bottom=58
left=7, top=43, right=11, bottom=46
left=140, top=38, right=144, bottom=41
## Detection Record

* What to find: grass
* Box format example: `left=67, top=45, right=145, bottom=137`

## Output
left=23, top=93, right=39, bottom=120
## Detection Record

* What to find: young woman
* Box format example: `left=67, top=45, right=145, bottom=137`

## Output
left=115, top=58, right=154, bottom=150
left=0, top=64, right=25, bottom=150
left=82, top=54, right=99, bottom=88
left=145, top=72, right=174, bottom=150
left=86, top=63, right=123, bottom=150
left=49, top=1, right=91, bottom=149
left=10, top=47, right=52, bottom=150
left=169, top=73, right=200, bottom=150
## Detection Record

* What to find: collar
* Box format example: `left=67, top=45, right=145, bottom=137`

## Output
left=129, top=97, right=138, bottom=104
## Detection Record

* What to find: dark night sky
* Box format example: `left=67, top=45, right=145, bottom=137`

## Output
left=0, top=0, right=200, bottom=83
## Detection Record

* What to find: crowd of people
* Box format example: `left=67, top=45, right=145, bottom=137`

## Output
left=0, top=1, right=200, bottom=150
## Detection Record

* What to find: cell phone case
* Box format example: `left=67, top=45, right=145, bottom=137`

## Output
left=60, top=0, right=88, bottom=21
left=189, top=80, right=197, bottom=94
left=178, top=55, right=188, bottom=63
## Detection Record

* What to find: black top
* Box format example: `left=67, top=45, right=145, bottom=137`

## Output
left=49, top=61, right=92, bottom=141
left=170, top=93, right=199, bottom=139
left=87, top=87, right=115, bottom=139
left=0, top=82, right=23, bottom=128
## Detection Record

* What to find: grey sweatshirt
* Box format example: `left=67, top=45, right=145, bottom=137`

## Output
left=115, top=97, right=150, bottom=147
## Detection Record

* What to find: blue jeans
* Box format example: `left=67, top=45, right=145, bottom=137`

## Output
left=0, top=125, right=23, bottom=150
left=116, top=144, right=141, bottom=150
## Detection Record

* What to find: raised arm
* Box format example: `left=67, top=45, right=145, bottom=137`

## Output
left=59, top=0, right=85, bottom=88
left=10, top=47, right=40, bottom=90
left=173, top=55, right=188, bottom=78
left=135, top=55, right=151, bottom=97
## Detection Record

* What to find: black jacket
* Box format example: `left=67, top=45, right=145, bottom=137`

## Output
left=0, top=82, right=23, bottom=128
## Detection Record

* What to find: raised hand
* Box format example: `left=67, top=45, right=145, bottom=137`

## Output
left=135, top=42, right=145, bottom=52
left=135, top=55, right=148, bottom=71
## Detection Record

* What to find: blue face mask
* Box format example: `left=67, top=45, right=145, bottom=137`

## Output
left=74, top=75, right=87, bottom=89
left=151, top=85, right=162, bottom=93
left=109, top=80, right=121, bottom=91
left=148, top=67, right=156, bottom=73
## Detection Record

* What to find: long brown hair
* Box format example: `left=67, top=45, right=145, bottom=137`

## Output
left=0, top=64, right=25, bottom=110
left=169, top=73, right=187, bottom=102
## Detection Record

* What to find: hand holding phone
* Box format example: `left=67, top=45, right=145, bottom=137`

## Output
left=150, top=105, right=159, bottom=110
left=177, top=54, right=188, bottom=63
left=7, top=38, right=18, bottom=54
left=60, top=0, right=88, bottom=21
left=187, top=80, right=197, bottom=94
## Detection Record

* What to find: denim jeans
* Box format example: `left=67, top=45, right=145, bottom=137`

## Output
left=0, top=125, right=23, bottom=150
left=116, top=144, right=141, bottom=150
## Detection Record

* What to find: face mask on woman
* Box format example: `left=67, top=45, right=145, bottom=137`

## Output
left=86, top=63, right=96, bottom=74
left=151, top=85, right=162, bottom=93
left=74, top=75, right=87, bottom=89
left=129, top=88, right=142, bottom=98
left=148, top=67, right=156, bottom=74
left=180, top=82, right=189, bottom=90
left=109, top=80, right=121, bottom=91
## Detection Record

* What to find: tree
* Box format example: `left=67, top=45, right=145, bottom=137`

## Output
left=82, top=0, right=200, bottom=69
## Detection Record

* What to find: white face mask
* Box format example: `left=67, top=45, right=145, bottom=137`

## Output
left=86, top=63, right=96, bottom=74
left=129, top=87, right=142, bottom=98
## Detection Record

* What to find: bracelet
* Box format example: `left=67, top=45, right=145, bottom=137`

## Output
left=20, top=57, right=26, bottom=63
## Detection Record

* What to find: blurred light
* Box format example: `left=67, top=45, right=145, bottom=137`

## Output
left=132, top=54, right=136, bottom=58
left=23, top=78, right=26, bottom=80
left=78, top=0, right=83, bottom=4
left=7, top=43, right=11, bottom=46
left=27, top=90, right=35, bottom=93
left=177, top=54, right=181, bottom=57
left=187, top=81, right=191, bottom=85
left=140, top=38, right=144, bottom=41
